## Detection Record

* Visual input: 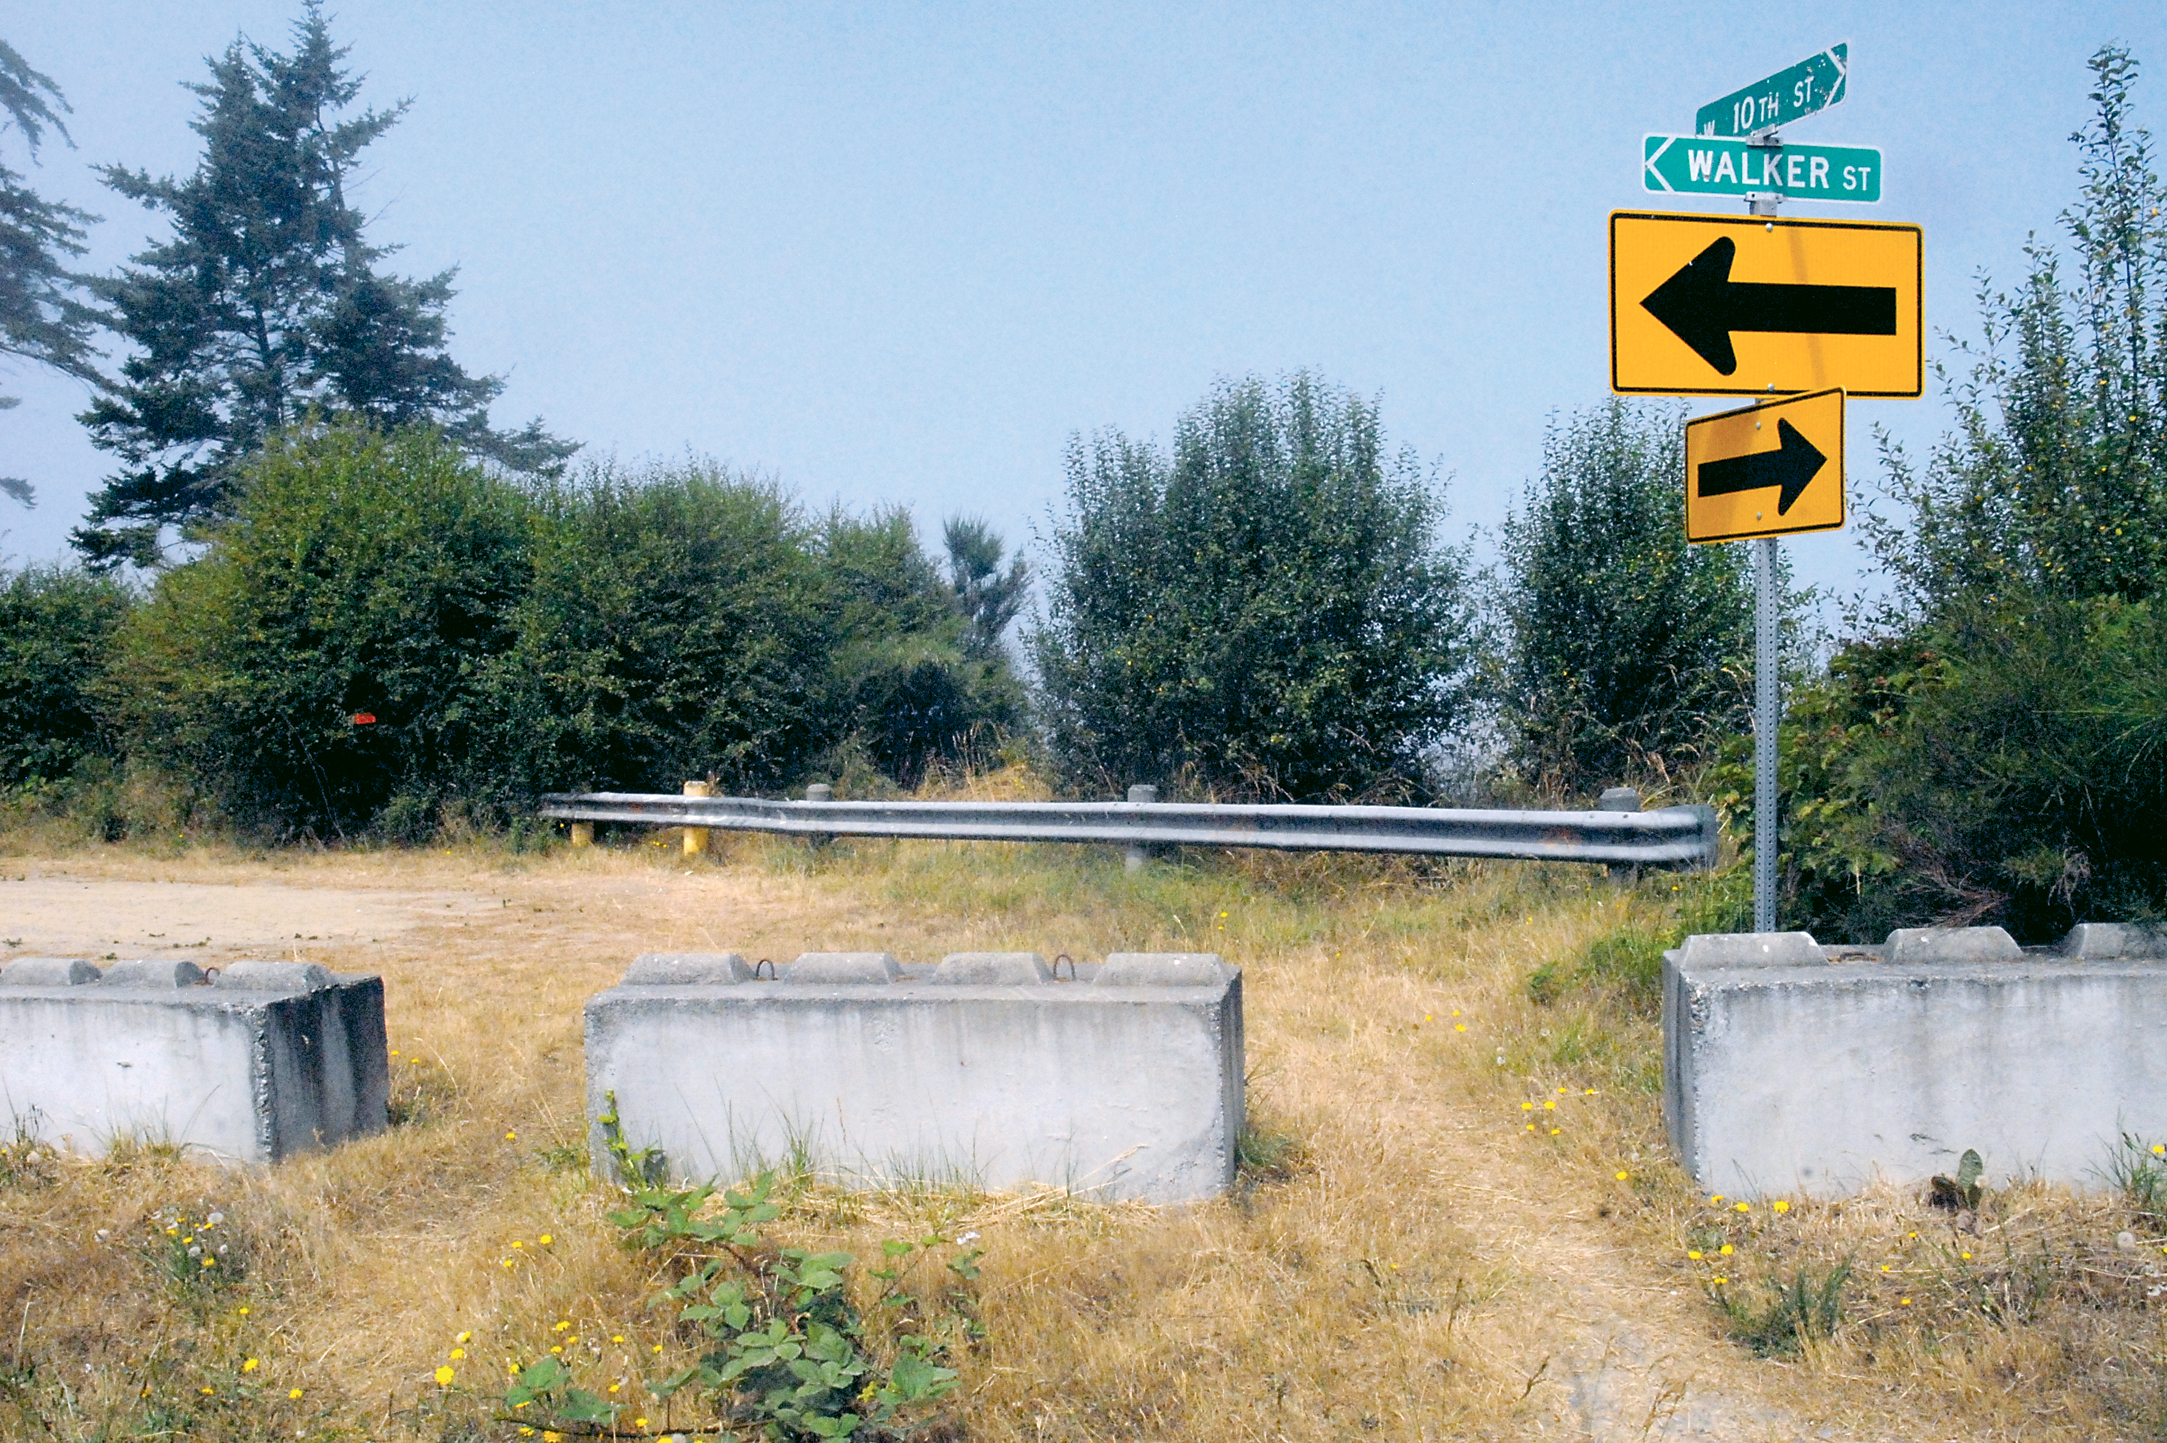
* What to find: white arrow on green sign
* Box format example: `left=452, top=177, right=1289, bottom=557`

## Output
left=1644, top=135, right=1881, bottom=203
left=1697, top=43, right=1847, bottom=138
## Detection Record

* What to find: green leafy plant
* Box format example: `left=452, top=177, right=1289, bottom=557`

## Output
left=505, top=1106, right=976, bottom=1441
left=2108, top=1133, right=2167, bottom=1218
left=1710, top=1261, right=1851, bottom=1356
left=1930, top=1149, right=1987, bottom=1211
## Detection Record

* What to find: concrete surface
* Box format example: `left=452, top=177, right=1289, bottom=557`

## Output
left=587, top=950, right=1244, bottom=1202
left=0, top=956, right=389, bottom=1164
left=1665, top=925, right=2167, bottom=1197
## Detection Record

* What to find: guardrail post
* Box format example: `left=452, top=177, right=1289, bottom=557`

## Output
left=1124, top=784, right=1158, bottom=873
left=1597, top=786, right=1641, bottom=883
left=683, top=780, right=713, bottom=856
left=805, top=783, right=833, bottom=849
left=569, top=822, right=594, bottom=848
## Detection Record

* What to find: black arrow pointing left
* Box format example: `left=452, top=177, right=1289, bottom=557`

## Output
left=1696, top=418, right=1827, bottom=515
left=1643, top=235, right=1897, bottom=375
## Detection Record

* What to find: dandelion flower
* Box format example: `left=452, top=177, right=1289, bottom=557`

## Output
left=1521, top=1102, right=1534, bottom=1111
left=501, top=1259, right=514, bottom=1269
left=1525, top=1123, right=1536, bottom=1132
left=435, top=1366, right=455, bottom=1385
left=635, top=1421, right=649, bottom=1430
left=652, top=1345, right=663, bottom=1354
left=1712, top=1276, right=1727, bottom=1285
left=1961, top=1251, right=1972, bottom=1261
left=1719, top=1244, right=1733, bottom=1255
left=539, top=1234, right=553, bottom=1245
left=201, top=1386, right=215, bottom=1395
left=1772, top=1200, right=1790, bottom=1213
left=609, top=1383, right=621, bottom=1393
left=1615, top=1171, right=1630, bottom=1181
left=611, top=1335, right=624, bottom=1344
left=2154, top=1144, right=2164, bottom=1156
left=242, top=1358, right=259, bottom=1373
left=1709, top=1195, right=1724, bottom=1204
left=449, top=1349, right=465, bottom=1361
left=290, top=1388, right=304, bottom=1400
left=1549, top=1127, right=1561, bottom=1135
left=1543, top=1100, right=1556, bottom=1111
left=1899, top=1297, right=1912, bottom=1306
left=238, top=1307, right=249, bottom=1316
left=1455, top=1024, right=1467, bottom=1032
left=555, top=1320, right=572, bottom=1331
left=1734, top=1202, right=1750, bottom=1213
left=505, top=1131, right=517, bottom=1142
left=1688, top=1250, right=1703, bottom=1260
left=511, top=1241, right=524, bottom=1250
left=456, top=1331, right=471, bottom=1344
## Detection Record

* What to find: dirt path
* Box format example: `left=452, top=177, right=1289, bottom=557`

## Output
left=0, top=854, right=1920, bottom=1441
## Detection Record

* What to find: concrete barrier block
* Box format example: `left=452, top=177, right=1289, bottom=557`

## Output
left=1096, top=952, right=1234, bottom=987
left=1676, top=932, right=1826, bottom=969
left=1884, top=926, right=2022, bottom=965
left=933, top=952, right=1051, bottom=985
left=101, top=959, right=208, bottom=988
left=2058, top=923, right=2167, bottom=960
left=1665, top=926, right=2167, bottom=1198
left=787, top=952, right=901, bottom=984
left=0, top=957, right=388, bottom=1165
left=3, top=957, right=102, bottom=986
left=624, top=953, right=752, bottom=985
left=587, top=951, right=1244, bottom=1202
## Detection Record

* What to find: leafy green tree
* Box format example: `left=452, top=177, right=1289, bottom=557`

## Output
left=1867, top=44, right=2167, bottom=614
left=111, top=423, right=531, bottom=838
left=74, top=4, right=571, bottom=566
left=818, top=506, right=1024, bottom=786
left=0, top=563, right=133, bottom=787
left=1030, top=371, right=1474, bottom=801
left=1494, top=401, right=1757, bottom=798
left=484, top=464, right=832, bottom=799
left=0, top=40, right=101, bottom=507
left=942, top=514, right=1029, bottom=654
left=1778, top=46, right=2167, bottom=938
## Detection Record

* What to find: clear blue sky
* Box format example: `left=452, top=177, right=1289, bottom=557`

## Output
left=5, top=2, right=2163, bottom=614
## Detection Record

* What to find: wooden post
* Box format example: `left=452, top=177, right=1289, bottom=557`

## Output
left=569, top=822, right=594, bottom=848
left=683, top=780, right=713, bottom=857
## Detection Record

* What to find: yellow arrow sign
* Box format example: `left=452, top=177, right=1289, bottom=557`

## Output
left=1613, top=211, right=1921, bottom=398
left=1684, top=389, right=1845, bottom=544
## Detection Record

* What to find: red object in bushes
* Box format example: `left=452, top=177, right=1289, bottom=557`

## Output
left=350, top=712, right=376, bottom=725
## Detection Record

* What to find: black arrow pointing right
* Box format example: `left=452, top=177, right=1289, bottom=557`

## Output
left=1696, top=418, right=1827, bottom=515
left=1643, top=235, right=1897, bottom=375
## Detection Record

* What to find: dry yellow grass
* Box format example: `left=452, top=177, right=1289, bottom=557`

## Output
left=0, top=820, right=2162, bottom=1440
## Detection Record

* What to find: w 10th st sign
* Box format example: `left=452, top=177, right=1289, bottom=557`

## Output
left=1684, top=388, right=1845, bottom=543
left=1644, top=136, right=1880, bottom=203
left=1697, top=43, right=1847, bottom=137
left=1611, top=211, right=1922, bottom=397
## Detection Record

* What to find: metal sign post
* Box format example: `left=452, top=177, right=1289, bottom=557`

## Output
left=1753, top=535, right=1779, bottom=931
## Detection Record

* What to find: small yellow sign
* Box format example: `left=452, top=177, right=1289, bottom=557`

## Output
left=1613, top=211, right=1922, bottom=397
left=1684, top=389, right=1845, bottom=544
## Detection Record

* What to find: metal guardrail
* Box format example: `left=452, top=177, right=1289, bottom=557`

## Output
left=538, top=791, right=1720, bottom=868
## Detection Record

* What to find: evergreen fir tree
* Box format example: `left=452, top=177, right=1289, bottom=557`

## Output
left=74, top=3, right=572, bottom=565
left=0, top=39, right=101, bottom=508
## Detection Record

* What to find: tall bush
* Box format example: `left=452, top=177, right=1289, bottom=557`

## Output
left=112, top=423, right=530, bottom=838
left=814, top=506, right=1024, bottom=787
left=485, top=464, right=829, bottom=798
left=1494, top=401, right=1757, bottom=798
left=0, top=564, right=133, bottom=788
left=1781, top=46, right=2167, bottom=937
left=1031, top=372, right=1474, bottom=801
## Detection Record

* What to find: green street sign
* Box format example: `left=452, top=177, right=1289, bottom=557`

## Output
left=1696, top=43, right=1848, bottom=138
left=1644, top=135, right=1881, bottom=203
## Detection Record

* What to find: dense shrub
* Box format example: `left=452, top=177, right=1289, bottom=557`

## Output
left=1494, top=401, right=1758, bottom=799
left=0, top=565, right=134, bottom=788
left=1780, top=591, right=2166, bottom=942
left=1031, top=372, right=1475, bottom=801
left=112, top=424, right=531, bottom=838
left=1774, top=48, right=2167, bottom=938
left=816, top=506, right=1024, bottom=787
left=484, top=465, right=830, bottom=797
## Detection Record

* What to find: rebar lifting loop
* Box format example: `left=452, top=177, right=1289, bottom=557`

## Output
left=1050, top=953, right=1076, bottom=981
left=752, top=958, right=777, bottom=980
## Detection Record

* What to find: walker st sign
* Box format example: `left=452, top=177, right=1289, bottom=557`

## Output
left=1610, top=211, right=1922, bottom=397
left=1696, top=43, right=1848, bottom=137
left=1643, top=135, right=1881, bottom=203
left=1684, top=388, right=1845, bottom=543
